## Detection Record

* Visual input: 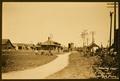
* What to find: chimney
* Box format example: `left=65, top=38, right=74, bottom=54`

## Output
left=48, top=37, right=51, bottom=41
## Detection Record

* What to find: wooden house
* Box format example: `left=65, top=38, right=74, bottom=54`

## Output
left=13, top=43, right=27, bottom=50
left=26, top=44, right=36, bottom=50
left=13, top=43, right=35, bottom=50
left=88, top=42, right=100, bottom=53
left=2, top=39, right=15, bottom=50
left=39, top=37, right=63, bottom=53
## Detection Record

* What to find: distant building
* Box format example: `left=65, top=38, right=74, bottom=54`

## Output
left=13, top=43, right=27, bottom=50
left=2, top=39, right=15, bottom=50
left=13, top=43, right=35, bottom=50
left=26, top=44, right=36, bottom=50
left=38, top=37, right=63, bottom=53
left=87, top=42, right=100, bottom=53
left=36, top=42, right=42, bottom=50
left=68, top=43, right=74, bottom=51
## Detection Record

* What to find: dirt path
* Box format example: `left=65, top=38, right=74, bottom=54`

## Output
left=2, top=52, right=71, bottom=79
left=46, top=51, right=96, bottom=79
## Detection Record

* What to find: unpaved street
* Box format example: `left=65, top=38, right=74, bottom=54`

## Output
left=46, top=51, right=96, bottom=79
left=2, top=52, right=71, bottom=79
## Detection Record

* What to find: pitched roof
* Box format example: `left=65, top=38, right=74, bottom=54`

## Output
left=13, top=43, right=35, bottom=47
left=2, top=39, right=15, bottom=48
left=13, top=43, right=26, bottom=46
left=88, top=42, right=100, bottom=48
left=2, top=39, right=10, bottom=44
left=42, top=40, right=61, bottom=46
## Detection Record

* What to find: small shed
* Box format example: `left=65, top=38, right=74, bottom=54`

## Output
left=88, top=42, right=100, bottom=53
left=2, top=39, right=15, bottom=50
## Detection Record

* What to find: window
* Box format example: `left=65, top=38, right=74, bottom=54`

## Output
left=18, top=46, right=22, bottom=50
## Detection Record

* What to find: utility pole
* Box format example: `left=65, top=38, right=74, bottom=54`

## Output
left=81, top=30, right=88, bottom=47
left=106, top=2, right=118, bottom=50
left=86, top=31, right=89, bottom=46
left=81, top=32, right=85, bottom=47
left=109, top=11, right=113, bottom=47
left=118, top=3, right=120, bottom=30
left=114, top=2, right=117, bottom=50
left=91, top=31, right=95, bottom=44
left=87, top=38, right=89, bottom=46
left=91, top=31, right=95, bottom=53
left=101, top=42, right=103, bottom=48
left=118, top=2, right=120, bottom=67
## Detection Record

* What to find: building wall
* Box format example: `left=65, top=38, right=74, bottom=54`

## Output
left=14, top=45, right=35, bottom=50
left=2, top=42, right=15, bottom=50
left=68, top=43, right=74, bottom=51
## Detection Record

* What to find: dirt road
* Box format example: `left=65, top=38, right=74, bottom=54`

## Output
left=46, top=51, right=96, bottom=79
left=2, top=52, right=71, bottom=79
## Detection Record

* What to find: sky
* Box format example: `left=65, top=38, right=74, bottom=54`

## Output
left=2, top=2, right=118, bottom=47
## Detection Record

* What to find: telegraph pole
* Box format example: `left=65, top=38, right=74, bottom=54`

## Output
left=90, top=31, right=95, bottom=53
left=118, top=2, right=120, bottom=68
left=86, top=31, right=89, bottom=46
left=109, top=11, right=113, bottom=47
left=87, top=38, right=89, bottom=46
left=118, top=3, right=120, bottom=41
left=81, top=30, right=88, bottom=47
left=91, top=31, right=95, bottom=44
left=106, top=2, right=118, bottom=50
left=81, top=32, right=85, bottom=47
left=114, top=2, right=117, bottom=50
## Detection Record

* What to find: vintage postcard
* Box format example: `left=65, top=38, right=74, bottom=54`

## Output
left=2, top=2, right=119, bottom=79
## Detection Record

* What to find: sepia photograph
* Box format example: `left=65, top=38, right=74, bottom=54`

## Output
left=2, top=2, right=119, bottom=79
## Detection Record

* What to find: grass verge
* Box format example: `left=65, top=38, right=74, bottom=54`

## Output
left=46, top=51, right=99, bottom=79
left=2, top=51, right=57, bottom=73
